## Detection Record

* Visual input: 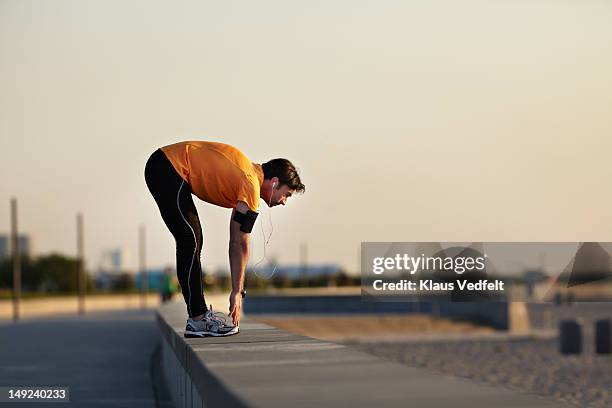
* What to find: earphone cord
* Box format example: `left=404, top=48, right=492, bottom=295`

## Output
left=250, top=185, right=277, bottom=279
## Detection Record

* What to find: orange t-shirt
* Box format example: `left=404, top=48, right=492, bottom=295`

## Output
left=160, top=141, right=263, bottom=211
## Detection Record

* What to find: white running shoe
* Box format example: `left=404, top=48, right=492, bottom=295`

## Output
left=184, top=305, right=239, bottom=338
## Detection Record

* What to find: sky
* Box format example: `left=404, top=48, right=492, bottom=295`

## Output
left=0, top=0, right=611, bottom=275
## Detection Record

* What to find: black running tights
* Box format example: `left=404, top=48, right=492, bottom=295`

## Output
left=144, top=149, right=207, bottom=317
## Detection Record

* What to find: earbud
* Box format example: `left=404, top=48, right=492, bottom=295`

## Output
left=267, top=181, right=276, bottom=207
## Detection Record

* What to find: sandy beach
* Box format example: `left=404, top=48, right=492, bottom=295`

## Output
left=350, top=337, right=611, bottom=408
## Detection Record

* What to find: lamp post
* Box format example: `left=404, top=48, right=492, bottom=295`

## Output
left=11, top=198, right=21, bottom=322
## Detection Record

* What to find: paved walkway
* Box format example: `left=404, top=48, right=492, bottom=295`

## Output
left=0, top=309, right=169, bottom=407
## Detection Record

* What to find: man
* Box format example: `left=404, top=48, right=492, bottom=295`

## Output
left=144, top=141, right=305, bottom=338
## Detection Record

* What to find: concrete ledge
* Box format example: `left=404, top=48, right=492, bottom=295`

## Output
left=157, top=308, right=249, bottom=408
left=157, top=300, right=568, bottom=408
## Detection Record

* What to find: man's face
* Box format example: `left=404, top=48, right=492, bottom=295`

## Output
left=268, top=183, right=294, bottom=207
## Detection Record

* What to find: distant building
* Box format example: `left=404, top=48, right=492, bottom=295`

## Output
left=96, top=247, right=132, bottom=274
left=0, top=234, right=31, bottom=260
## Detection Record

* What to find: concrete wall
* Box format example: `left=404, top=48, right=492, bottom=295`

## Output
left=155, top=301, right=565, bottom=408
left=244, top=294, right=510, bottom=330
left=157, top=312, right=248, bottom=408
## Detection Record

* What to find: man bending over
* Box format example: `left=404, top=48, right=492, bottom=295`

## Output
left=144, top=141, right=305, bottom=337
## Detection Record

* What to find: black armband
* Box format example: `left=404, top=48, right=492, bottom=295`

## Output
left=233, top=209, right=259, bottom=233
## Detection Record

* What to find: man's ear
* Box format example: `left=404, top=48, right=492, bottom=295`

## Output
left=271, top=176, right=279, bottom=189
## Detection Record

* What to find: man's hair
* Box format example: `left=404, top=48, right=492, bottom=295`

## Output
left=262, top=158, right=305, bottom=193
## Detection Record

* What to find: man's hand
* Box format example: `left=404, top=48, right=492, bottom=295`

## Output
left=228, top=290, right=242, bottom=327
left=228, top=201, right=250, bottom=328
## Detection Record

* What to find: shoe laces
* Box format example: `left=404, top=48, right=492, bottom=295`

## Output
left=206, top=305, right=230, bottom=326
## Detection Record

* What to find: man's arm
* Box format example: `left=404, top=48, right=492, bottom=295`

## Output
left=228, top=201, right=251, bottom=326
